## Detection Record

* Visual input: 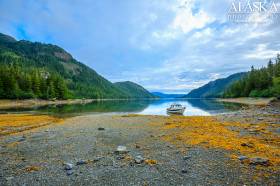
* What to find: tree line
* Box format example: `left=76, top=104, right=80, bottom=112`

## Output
left=224, top=54, right=280, bottom=98
left=0, top=63, right=69, bottom=99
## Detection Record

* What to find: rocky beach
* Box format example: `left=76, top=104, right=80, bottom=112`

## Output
left=0, top=99, right=279, bottom=185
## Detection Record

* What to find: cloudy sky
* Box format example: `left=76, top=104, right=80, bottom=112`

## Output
left=0, top=0, right=279, bottom=93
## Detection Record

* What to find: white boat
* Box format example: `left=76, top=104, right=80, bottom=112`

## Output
left=167, top=103, right=186, bottom=114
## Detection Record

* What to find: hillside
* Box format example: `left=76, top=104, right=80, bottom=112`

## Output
left=114, top=81, right=155, bottom=98
left=224, top=56, right=280, bottom=98
left=0, top=33, right=154, bottom=99
left=184, top=72, right=246, bottom=98
left=152, top=92, right=186, bottom=98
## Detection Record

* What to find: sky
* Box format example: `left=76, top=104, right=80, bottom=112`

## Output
left=0, top=0, right=280, bottom=93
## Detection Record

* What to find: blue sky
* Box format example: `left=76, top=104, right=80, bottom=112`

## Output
left=0, top=0, right=280, bottom=93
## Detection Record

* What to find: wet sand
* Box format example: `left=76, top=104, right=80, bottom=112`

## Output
left=0, top=101, right=279, bottom=185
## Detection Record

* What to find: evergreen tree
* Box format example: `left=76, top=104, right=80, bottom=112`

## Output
left=224, top=54, right=280, bottom=98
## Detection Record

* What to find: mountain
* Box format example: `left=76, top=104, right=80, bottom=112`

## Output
left=184, top=72, right=247, bottom=98
left=114, top=81, right=156, bottom=98
left=224, top=58, right=280, bottom=98
left=0, top=33, right=154, bottom=99
left=152, top=92, right=186, bottom=98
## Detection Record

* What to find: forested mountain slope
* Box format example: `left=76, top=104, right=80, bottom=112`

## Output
left=0, top=33, right=154, bottom=99
left=114, top=81, right=156, bottom=98
left=184, top=73, right=246, bottom=98
left=224, top=56, right=280, bottom=98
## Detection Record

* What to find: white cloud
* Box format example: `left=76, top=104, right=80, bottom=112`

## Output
left=244, top=44, right=280, bottom=60
left=172, top=8, right=213, bottom=34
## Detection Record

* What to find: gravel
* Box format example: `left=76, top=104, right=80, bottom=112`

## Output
left=0, top=111, right=279, bottom=185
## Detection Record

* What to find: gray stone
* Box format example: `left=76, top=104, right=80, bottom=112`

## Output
left=249, top=157, right=269, bottom=166
left=181, top=169, right=188, bottom=174
left=241, top=142, right=254, bottom=148
left=18, top=135, right=26, bottom=142
left=5, top=177, right=14, bottom=181
left=116, top=155, right=125, bottom=160
left=64, top=163, right=74, bottom=170
left=183, top=155, right=191, bottom=160
left=238, top=156, right=248, bottom=161
left=93, top=156, right=102, bottom=162
left=115, top=145, right=129, bottom=154
left=76, top=160, right=87, bottom=165
left=134, top=155, right=144, bottom=164
left=66, top=170, right=74, bottom=176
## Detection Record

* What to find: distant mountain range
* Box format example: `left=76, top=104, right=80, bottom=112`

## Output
left=0, top=33, right=155, bottom=99
left=183, top=72, right=247, bottom=98
left=152, top=92, right=186, bottom=98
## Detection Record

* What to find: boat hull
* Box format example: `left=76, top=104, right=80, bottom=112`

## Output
left=167, top=108, right=185, bottom=115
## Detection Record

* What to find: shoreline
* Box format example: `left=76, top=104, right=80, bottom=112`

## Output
left=217, top=97, right=275, bottom=106
left=0, top=99, right=95, bottom=109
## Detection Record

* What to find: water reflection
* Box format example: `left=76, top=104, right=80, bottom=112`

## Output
left=0, top=99, right=242, bottom=116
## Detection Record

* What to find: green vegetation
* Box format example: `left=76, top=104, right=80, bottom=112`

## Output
left=184, top=73, right=246, bottom=98
left=114, top=81, right=155, bottom=98
left=224, top=55, right=280, bottom=98
left=0, top=33, right=155, bottom=100
left=0, top=63, right=69, bottom=99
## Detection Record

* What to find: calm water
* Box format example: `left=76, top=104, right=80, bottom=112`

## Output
left=0, top=99, right=243, bottom=117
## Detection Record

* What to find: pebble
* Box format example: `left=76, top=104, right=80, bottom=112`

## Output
left=183, top=155, right=191, bottom=160
left=93, top=156, right=102, bottom=162
left=181, top=169, right=188, bottom=174
left=134, top=155, right=144, bottom=164
left=249, top=157, right=269, bottom=166
left=64, top=163, right=74, bottom=170
left=115, top=146, right=129, bottom=154
left=5, top=177, right=14, bottom=181
left=238, top=156, right=248, bottom=161
left=98, top=127, right=105, bottom=131
left=18, top=136, right=26, bottom=142
left=76, top=160, right=87, bottom=165
left=116, top=155, right=125, bottom=160
left=241, top=143, right=254, bottom=148
left=66, top=170, right=74, bottom=176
